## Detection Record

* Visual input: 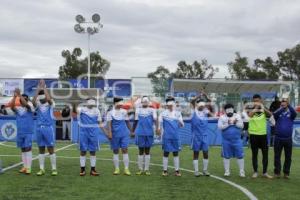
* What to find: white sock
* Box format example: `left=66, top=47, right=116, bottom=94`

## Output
left=174, top=156, right=180, bottom=171
left=144, top=155, right=150, bottom=171
left=113, top=154, right=119, bottom=169
left=223, top=158, right=230, bottom=173
left=90, top=156, right=96, bottom=167
left=50, top=154, right=57, bottom=170
left=138, top=155, right=144, bottom=170
left=237, top=159, right=244, bottom=173
left=21, top=152, right=26, bottom=168
left=123, top=154, right=129, bottom=169
left=39, top=154, right=45, bottom=170
left=80, top=156, right=86, bottom=167
left=163, top=157, right=168, bottom=171
left=203, top=159, right=209, bottom=171
left=193, top=160, right=199, bottom=172
left=25, top=151, right=32, bottom=169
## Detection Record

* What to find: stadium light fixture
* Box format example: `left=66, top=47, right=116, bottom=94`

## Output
left=74, top=13, right=103, bottom=88
left=92, top=14, right=100, bottom=23
left=74, top=24, right=84, bottom=33
left=75, top=15, right=85, bottom=23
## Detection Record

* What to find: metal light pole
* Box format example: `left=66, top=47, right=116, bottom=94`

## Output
left=74, top=14, right=103, bottom=88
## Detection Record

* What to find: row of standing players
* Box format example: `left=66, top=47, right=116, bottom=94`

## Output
left=11, top=82, right=296, bottom=178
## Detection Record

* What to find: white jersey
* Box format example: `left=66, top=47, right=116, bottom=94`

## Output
left=135, top=107, right=157, bottom=120
left=218, top=113, right=244, bottom=130
left=107, top=108, right=129, bottom=121
left=241, top=111, right=249, bottom=123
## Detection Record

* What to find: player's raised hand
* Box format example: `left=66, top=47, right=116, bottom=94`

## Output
left=14, top=88, right=21, bottom=97
left=39, top=79, right=46, bottom=88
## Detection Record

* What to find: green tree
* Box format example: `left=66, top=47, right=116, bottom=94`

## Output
left=227, top=52, right=281, bottom=80
left=58, top=48, right=110, bottom=81
left=173, top=60, right=218, bottom=79
left=227, top=52, right=249, bottom=80
left=277, top=44, right=300, bottom=81
left=147, top=66, right=171, bottom=97
left=254, top=57, right=280, bottom=80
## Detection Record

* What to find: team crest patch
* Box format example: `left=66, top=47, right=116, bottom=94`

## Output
left=293, top=128, right=300, bottom=146
left=1, top=122, right=17, bottom=140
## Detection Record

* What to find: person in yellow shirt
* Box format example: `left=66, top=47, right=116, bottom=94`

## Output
left=248, top=94, right=273, bottom=179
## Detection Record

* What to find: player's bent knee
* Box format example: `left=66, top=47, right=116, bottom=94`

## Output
left=139, top=148, right=145, bottom=155
left=24, top=147, right=31, bottom=152
left=113, top=149, right=119, bottom=154
left=121, top=148, right=128, bottom=154
left=145, top=148, right=151, bottom=155
left=47, top=147, right=54, bottom=154
left=203, top=154, right=209, bottom=159
left=39, top=146, right=46, bottom=153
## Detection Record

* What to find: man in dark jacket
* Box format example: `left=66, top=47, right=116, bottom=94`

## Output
left=269, top=96, right=281, bottom=146
left=61, top=105, right=71, bottom=140
left=273, top=95, right=297, bottom=179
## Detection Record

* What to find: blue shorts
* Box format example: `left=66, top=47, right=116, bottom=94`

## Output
left=16, top=134, right=32, bottom=148
left=222, top=138, right=244, bottom=159
left=111, top=136, right=129, bottom=150
left=79, top=132, right=100, bottom=152
left=162, top=138, right=181, bottom=152
left=135, top=135, right=153, bottom=148
left=36, top=125, right=55, bottom=147
left=191, top=135, right=209, bottom=152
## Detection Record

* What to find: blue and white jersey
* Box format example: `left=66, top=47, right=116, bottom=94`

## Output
left=218, top=113, right=243, bottom=140
left=36, top=102, right=55, bottom=126
left=78, top=107, right=101, bottom=136
left=107, top=108, right=130, bottom=138
left=15, top=102, right=34, bottom=135
left=159, top=109, right=184, bottom=140
left=135, top=107, right=157, bottom=136
left=191, top=108, right=209, bottom=137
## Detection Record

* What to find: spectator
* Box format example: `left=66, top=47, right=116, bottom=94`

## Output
left=273, top=95, right=297, bottom=179
left=241, top=101, right=250, bottom=145
left=0, top=105, right=8, bottom=115
left=61, top=105, right=71, bottom=140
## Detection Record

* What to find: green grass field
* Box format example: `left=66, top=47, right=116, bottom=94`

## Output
left=1, top=141, right=300, bottom=200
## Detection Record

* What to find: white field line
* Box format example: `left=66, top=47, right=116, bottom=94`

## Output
left=0, top=142, right=137, bottom=151
left=1, top=143, right=75, bottom=172
left=13, top=155, right=258, bottom=200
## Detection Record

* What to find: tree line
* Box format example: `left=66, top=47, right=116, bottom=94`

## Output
left=58, top=44, right=300, bottom=96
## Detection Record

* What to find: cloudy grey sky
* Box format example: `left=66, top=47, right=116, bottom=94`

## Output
left=0, top=0, right=299, bottom=79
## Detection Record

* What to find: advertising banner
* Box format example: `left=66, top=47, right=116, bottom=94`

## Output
left=24, top=79, right=58, bottom=96
left=0, top=79, right=24, bottom=97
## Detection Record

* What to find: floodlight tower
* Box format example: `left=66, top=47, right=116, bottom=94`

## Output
left=74, top=14, right=103, bottom=88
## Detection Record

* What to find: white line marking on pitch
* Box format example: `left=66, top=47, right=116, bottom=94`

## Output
left=41, top=155, right=258, bottom=200
left=1, top=143, right=75, bottom=172
left=0, top=146, right=258, bottom=200
left=0, top=142, right=136, bottom=151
